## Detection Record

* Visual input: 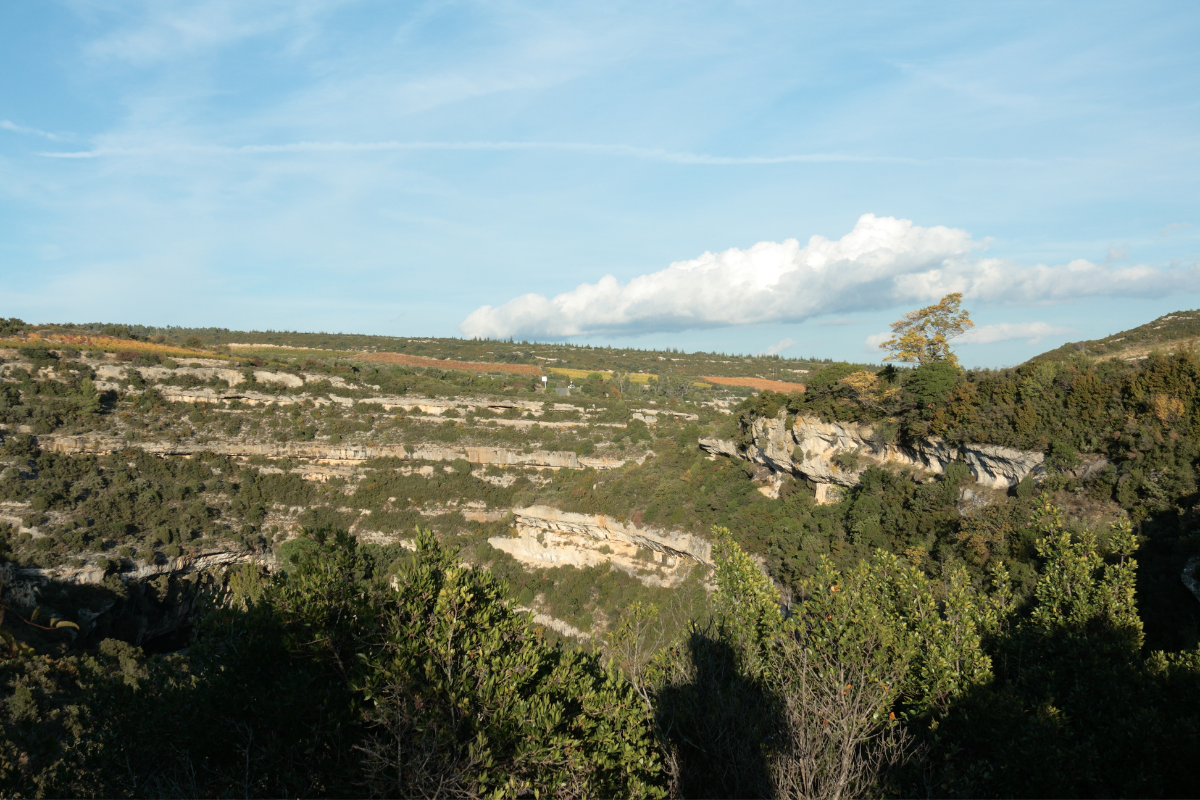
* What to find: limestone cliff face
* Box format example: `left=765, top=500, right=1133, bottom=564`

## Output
left=15, top=548, right=274, bottom=589
left=94, top=364, right=306, bottom=389
left=487, top=506, right=713, bottom=587
left=959, top=444, right=1046, bottom=489
left=510, top=505, right=713, bottom=566
left=42, top=435, right=628, bottom=471
left=3, top=549, right=277, bottom=644
left=700, top=410, right=1046, bottom=494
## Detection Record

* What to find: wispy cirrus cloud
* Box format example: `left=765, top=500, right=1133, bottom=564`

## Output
left=1, top=120, right=63, bottom=140
left=39, top=139, right=925, bottom=165
left=460, top=214, right=1200, bottom=339
left=1158, top=222, right=1192, bottom=238
left=82, top=0, right=348, bottom=63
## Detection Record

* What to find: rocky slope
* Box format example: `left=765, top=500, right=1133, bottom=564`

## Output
left=700, top=410, right=1056, bottom=499
left=41, top=433, right=631, bottom=471
left=1035, top=308, right=1200, bottom=362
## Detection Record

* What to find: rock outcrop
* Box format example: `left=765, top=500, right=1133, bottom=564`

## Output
left=2, top=548, right=278, bottom=645
left=510, top=505, right=712, bottom=566
left=515, top=606, right=592, bottom=641
left=16, top=548, right=275, bottom=588
left=94, top=364, right=307, bottom=389
left=1184, top=555, right=1200, bottom=606
left=700, top=411, right=1047, bottom=498
left=488, top=506, right=713, bottom=588
left=42, top=434, right=630, bottom=471
left=960, top=444, right=1046, bottom=489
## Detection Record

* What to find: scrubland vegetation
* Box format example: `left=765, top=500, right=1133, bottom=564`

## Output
left=0, top=313, right=1198, bottom=797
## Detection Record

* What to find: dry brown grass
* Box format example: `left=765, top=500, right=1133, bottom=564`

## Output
left=0, top=332, right=221, bottom=360
left=701, top=376, right=805, bottom=393
left=1092, top=337, right=1200, bottom=363
left=360, top=351, right=543, bottom=376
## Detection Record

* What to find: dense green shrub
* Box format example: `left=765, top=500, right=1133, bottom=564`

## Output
left=905, top=360, right=960, bottom=405
left=356, top=530, right=667, bottom=797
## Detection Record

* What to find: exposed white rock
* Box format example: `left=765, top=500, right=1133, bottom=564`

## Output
left=1183, top=556, right=1200, bottom=606
left=253, top=370, right=305, bottom=388
left=700, top=411, right=1049, bottom=498
left=13, top=548, right=276, bottom=589
left=41, top=434, right=630, bottom=471
left=461, top=505, right=510, bottom=522
left=957, top=486, right=993, bottom=516
left=355, top=530, right=417, bottom=548
left=472, top=469, right=518, bottom=488
left=95, top=364, right=245, bottom=385
left=635, top=408, right=699, bottom=422
left=489, top=505, right=713, bottom=589
left=154, top=387, right=313, bottom=406
left=697, top=437, right=741, bottom=459
left=960, top=444, right=1045, bottom=490
left=813, top=483, right=846, bottom=504
left=515, top=606, right=592, bottom=641
left=508, top=505, right=713, bottom=567
left=358, top=396, right=545, bottom=416
left=304, top=373, right=351, bottom=388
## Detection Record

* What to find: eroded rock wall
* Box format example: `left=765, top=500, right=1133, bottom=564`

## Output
left=488, top=505, right=714, bottom=588
left=42, top=434, right=628, bottom=471
left=700, top=410, right=1047, bottom=496
left=510, top=505, right=713, bottom=566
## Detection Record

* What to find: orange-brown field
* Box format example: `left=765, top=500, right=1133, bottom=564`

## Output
left=359, top=351, right=544, bottom=376
left=701, top=375, right=806, bottom=393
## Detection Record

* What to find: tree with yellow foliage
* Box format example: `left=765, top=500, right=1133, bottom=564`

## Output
left=879, top=293, right=974, bottom=366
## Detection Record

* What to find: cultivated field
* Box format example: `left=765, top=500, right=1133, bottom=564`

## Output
left=701, top=375, right=806, bottom=393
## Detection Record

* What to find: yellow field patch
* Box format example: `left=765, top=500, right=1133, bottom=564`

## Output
left=549, top=367, right=612, bottom=380
left=548, top=368, right=660, bottom=384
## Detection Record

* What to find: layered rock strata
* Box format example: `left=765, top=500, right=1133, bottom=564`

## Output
left=15, top=548, right=275, bottom=588
left=510, top=506, right=712, bottom=565
left=42, top=434, right=628, bottom=471
left=700, top=411, right=1048, bottom=496
left=488, top=505, right=713, bottom=588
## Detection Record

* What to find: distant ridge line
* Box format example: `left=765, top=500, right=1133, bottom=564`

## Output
left=359, top=351, right=543, bottom=376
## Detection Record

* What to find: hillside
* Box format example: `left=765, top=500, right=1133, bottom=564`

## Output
left=1, top=313, right=1199, bottom=796
left=43, top=319, right=869, bottom=382
left=1036, top=308, right=1200, bottom=362
left=3, top=312, right=1199, bottom=646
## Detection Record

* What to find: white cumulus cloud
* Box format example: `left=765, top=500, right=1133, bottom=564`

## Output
left=762, top=337, right=796, bottom=356
left=959, top=322, right=1074, bottom=345
left=864, top=321, right=1074, bottom=353
left=459, top=214, right=1200, bottom=339
left=864, top=331, right=892, bottom=350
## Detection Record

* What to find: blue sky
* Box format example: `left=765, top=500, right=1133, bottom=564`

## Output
left=1, top=1, right=1198, bottom=366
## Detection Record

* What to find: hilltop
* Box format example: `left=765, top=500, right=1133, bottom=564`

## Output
left=41, top=320, right=871, bottom=385
left=1036, top=308, right=1200, bottom=362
